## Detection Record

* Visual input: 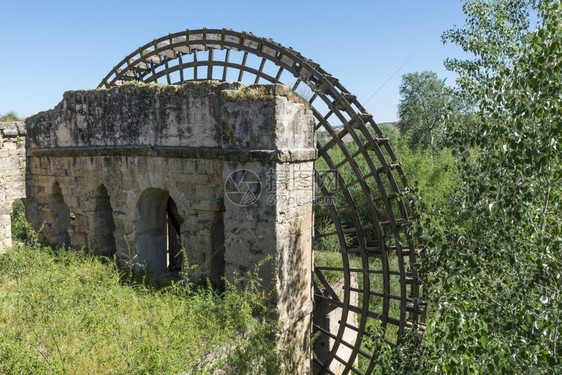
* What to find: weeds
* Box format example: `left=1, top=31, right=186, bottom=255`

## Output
left=10, top=199, right=30, bottom=242
left=0, top=111, right=22, bottom=121
left=0, top=240, right=286, bottom=374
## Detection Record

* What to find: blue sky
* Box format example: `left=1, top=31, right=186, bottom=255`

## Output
left=0, top=0, right=469, bottom=123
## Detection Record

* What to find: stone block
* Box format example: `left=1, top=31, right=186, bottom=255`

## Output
left=0, top=156, right=21, bottom=171
left=2, top=141, right=16, bottom=150
left=1, top=123, right=18, bottom=137
left=16, top=122, right=27, bottom=135
left=169, top=159, right=197, bottom=175
left=195, top=159, right=216, bottom=175
left=191, top=198, right=222, bottom=212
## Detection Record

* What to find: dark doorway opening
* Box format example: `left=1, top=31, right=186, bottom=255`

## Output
left=92, top=184, right=116, bottom=255
left=166, top=198, right=183, bottom=274
left=136, top=189, right=184, bottom=276
left=48, top=181, right=71, bottom=246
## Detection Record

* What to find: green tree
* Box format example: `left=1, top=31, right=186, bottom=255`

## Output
left=413, top=0, right=562, bottom=373
left=397, top=71, right=452, bottom=156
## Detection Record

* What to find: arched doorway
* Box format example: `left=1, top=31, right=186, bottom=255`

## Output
left=92, top=184, right=116, bottom=255
left=47, top=181, right=71, bottom=246
left=135, top=188, right=184, bottom=275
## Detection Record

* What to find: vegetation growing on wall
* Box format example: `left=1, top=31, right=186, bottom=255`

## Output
left=0, top=112, right=23, bottom=121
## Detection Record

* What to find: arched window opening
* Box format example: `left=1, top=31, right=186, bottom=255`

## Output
left=48, top=181, right=71, bottom=246
left=92, top=184, right=116, bottom=255
left=136, top=189, right=184, bottom=276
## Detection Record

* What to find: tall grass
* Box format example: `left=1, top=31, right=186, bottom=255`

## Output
left=0, top=112, right=22, bottom=121
left=0, top=239, right=285, bottom=374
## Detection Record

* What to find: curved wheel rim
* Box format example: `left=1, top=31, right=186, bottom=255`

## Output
left=99, top=28, right=425, bottom=374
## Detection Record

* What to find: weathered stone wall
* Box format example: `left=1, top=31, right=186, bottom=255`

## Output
left=224, top=160, right=315, bottom=372
left=24, top=82, right=316, bottom=373
left=0, top=121, right=26, bottom=251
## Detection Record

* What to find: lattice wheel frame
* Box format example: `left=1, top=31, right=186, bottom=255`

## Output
left=99, top=28, right=426, bottom=374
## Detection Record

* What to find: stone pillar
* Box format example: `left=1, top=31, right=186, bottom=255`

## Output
left=222, top=85, right=316, bottom=374
left=0, top=121, right=27, bottom=252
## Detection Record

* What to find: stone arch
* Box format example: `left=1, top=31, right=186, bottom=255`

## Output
left=135, top=188, right=185, bottom=275
left=91, top=184, right=116, bottom=255
left=44, top=180, right=71, bottom=246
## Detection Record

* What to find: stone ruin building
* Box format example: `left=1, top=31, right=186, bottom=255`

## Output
left=1, top=82, right=316, bottom=372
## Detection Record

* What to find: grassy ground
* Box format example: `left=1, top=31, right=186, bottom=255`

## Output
left=0, top=241, right=282, bottom=374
